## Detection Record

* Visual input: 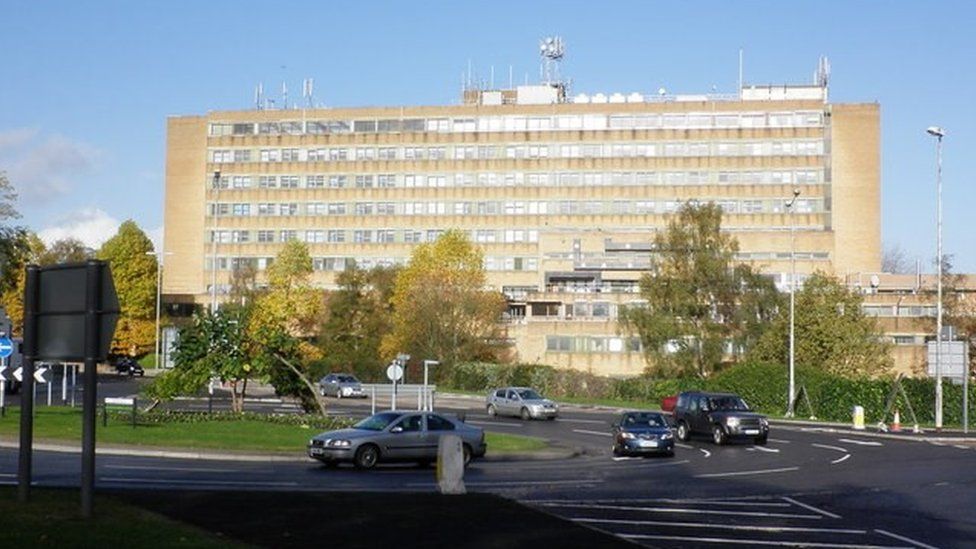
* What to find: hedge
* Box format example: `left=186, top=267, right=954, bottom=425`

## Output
left=444, top=361, right=976, bottom=427
left=110, top=410, right=353, bottom=430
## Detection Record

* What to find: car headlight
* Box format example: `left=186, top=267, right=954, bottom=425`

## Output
left=620, top=432, right=635, bottom=439
left=726, top=417, right=740, bottom=427
left=328, top=439, right=352, bottom=447
left=760, top=418, right=769, bottom=427
left=661, top=432, right=674, bottom=440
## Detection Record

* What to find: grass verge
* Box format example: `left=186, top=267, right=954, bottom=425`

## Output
left=0, top=407, right=552, bottom=455
left=0, top=487, right=243, bottom=548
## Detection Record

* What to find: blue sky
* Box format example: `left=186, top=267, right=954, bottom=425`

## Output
left=1, top=1, right=973, bottom=271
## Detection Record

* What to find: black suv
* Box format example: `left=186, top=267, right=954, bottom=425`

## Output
left=114, top=357, right=145, bottom=376
left=673, top=391, right=768, bottom=445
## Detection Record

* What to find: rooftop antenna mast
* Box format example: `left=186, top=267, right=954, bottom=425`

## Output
left=815, top=55, right=830, bottom=102
left=254, top=83, right=264, bottom=110
left=539, top=36, right=565, bottom=85
left=302, top=78, right=314, bottom=108
left=281, top=81, right=288, bottom=110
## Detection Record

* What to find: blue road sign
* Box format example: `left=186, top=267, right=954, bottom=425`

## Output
left=0, top=336, right=13, bottom=359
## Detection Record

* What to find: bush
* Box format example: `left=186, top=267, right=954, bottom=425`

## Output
left=113, top=410, right=353, bottom=430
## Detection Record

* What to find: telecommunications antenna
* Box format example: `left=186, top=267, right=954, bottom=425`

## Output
left=539, top=36, right=565, bottom=84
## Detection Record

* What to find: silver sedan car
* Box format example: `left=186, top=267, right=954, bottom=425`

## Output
left=318, top=373, right=366, bottom=398
left=486, top=387, right=559, bottom=420
left=308, top=411, right=487, bottom=469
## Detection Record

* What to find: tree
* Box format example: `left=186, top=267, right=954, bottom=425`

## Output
left=620, top=202, right=781, bottom=378
left=750, top=272, right=892, bottom=377
left=145, top=307, right=252, bottom=413
left=381, top=230, right=508, bottom=368
left=0, top=171, right=26, bottom=315
left=317, top=263, right=399, bottom=382
left=97, top=221, right=157, bottom=356
left=40, top=237, right=93, bottom=265
left=0, top=232, right=45, bottom=335
left=882, top=244, right=914, bottom=274
left=247, top=240, right=326, bottom=413
left=940, top=256, right=975, bottom=379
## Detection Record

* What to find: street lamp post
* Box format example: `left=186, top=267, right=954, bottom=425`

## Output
left=146, top=251, right=173, bottom=368
left=927, top=126, right=945, bottom=430
left=786, top=188, right=801, bottom=417
left=210, top=170, right=221, bottom=312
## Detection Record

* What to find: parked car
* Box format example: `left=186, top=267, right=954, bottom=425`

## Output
left=318, top=373, right=366, bottom=398
left=308, top=411, right=487, bottom=469
left=114, top=357, right=144, bottom=377
left=673, top=391, right=769, bottom=445
left=611, top=411, right=675, bottom=457
left=486, top=387, right=558, bottom=420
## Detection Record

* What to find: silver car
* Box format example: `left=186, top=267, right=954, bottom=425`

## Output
left=318, top=373, right=366, bottom=398
left=308, top=411, right=487, bottom=469
left=486, top=387, right=558, bottom=420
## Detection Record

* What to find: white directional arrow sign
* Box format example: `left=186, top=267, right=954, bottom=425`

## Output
left=34, top=367, right=51, bottom=384
left=13, top=367, right=22, bottom=382
left=0, top=366, right=9, bottom=381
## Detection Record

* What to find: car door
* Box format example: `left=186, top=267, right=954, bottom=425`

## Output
left=693, top=396, right=711, bottom=434
left=385, top=414, right=425, bottom=459
left=504, top=389, right=520, bottom=416
left=422, top=413, right=457, bottom=458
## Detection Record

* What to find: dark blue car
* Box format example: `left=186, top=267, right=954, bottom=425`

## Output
left=611, top=411, right=675, bottom=457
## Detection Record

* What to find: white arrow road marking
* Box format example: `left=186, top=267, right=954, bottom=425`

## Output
left=812, top=443, right=851, bottom=465
left=838, top=438, right=883, bottom=447
left=831, top=454, right=851, bottom=464
left=699, top=448, right=711, bottom=458
left=572, top=429, right=611, bottom=437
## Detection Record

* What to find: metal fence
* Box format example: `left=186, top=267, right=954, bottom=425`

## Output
left=361, top=384, right=436, bottom=414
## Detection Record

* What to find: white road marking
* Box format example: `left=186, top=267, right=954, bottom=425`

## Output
left=620, top=534, right=907, bottom=548
left=533, top=498, right=790, bottom=507
left=410, top=479, right=601, bottom=488
left=752, top=445, right=780, bottom=453
left=104, top=465, right=233, bottom=473
left=781, top=496, right=842, bottom=519
left=555, top=417, right=606, bottom=425
left=572, top=429, right=611, bottom=437
left=573, top=517, right=866, bottom=534
left=466, top=420, right=523, bottom=428
left=534, top=502, right=820, bottom=519
left=699, top=448, right=711, bottom=458
left=676, top=443, right=694, bottom=449
left=874, top=529, right=940, bottom=549
left=768, top=438, right=791, bottom=443
left=831, top=454, right=852, bottom=465
left=100, top=477, right=299, bottom=487
left=954, top=445, right=969, bottom=450
left=0, top=473, right=15, bottom=478
left=695, top=466, right=800, bottom=479
left=611, top=456, right=641, bottom=461
left=839, top=438, right=883, bottom=447
left=813, top=443, right=849, bottom=453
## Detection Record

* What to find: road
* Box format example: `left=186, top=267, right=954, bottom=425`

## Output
left=3, top=377, right=976, bottom=547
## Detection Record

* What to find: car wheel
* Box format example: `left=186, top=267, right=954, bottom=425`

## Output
left=354, top=444, right=380, bottom=470
left=462, top=444, right=472, bottom=467
left=546, top=415, right=556, bottom=421
left=337, top=391, right=343, bottom=399
left=666, top=450, right=675, bottom=458
left=319, top=387, right=326, bottom=396
left=611, top=444, right=623, bottom=457
left=676, top=421, right=690, bottom=442
left=712, top=425, right=727, bottom=446
left=755, top=435, right=768, bottom=446
left=487, top=404, right=496, bottom=417
left=520, top=407, right=531, bottom=421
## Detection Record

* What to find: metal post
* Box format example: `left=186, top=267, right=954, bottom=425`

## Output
left=371, top=386, right=376, bottom=415
left=928, top=128, right=945, bottom=431
left=964, top=349, right=969, bottom=434
left=62, top=363, right=67, bottom=403
left=417, top=387, right=422, bottom=411
left=210, top=170, right=221, bottom=312
left=1, top=356, right=5, bottom=413
left=71, top=364, right=77, bottom=408
left=18, top=265, right=39, bottom=503
left=47, top=370, right=52, bottom=406
left=81, top=260, right=103, bottom=518
left=786, top=190, right=800, bottom=417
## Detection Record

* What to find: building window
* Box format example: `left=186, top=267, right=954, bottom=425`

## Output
left=258, top=176, right=277, bottom=188
left=280, top=176, right=300, bottom=188
left=306, top=175, right=325, bottom=188
left=257, top=230, right=275, bottom=243
left=327, top=230, right=345, bottom=243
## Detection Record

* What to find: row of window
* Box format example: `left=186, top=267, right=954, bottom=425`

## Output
left=211, top=169, right=824, bottom=190
left=208, top=255, right=537, bottom=272
left=208, top=111, right=824, bottom=137
left=546, top=335, right=643, bottom=353
left=210, top=228, right=542, bottom=245
left=863, top=305, right=938, bottom=318
left=210, top=140, right=824, bottom=164
left=208, top=197, right=823, bottom=218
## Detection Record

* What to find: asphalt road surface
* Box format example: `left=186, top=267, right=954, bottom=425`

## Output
left=3, top=376, right=976, bottom=547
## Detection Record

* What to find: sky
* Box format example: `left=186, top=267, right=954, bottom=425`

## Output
left=0, top=1, right=974, bottom=271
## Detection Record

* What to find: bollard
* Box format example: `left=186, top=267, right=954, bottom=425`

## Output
left=852, top=405, right=865, bottom=430
left=436, top=434, right=466, bottom=495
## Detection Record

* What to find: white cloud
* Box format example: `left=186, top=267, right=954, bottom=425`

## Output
left=0, top=128, right=101, bottom=204
left=38, top=208, right=120, bottom=249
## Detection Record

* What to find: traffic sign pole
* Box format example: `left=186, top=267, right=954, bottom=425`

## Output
left=81, top=261, right=103, bottom=518
left=18, top=265, right=39, bottom=504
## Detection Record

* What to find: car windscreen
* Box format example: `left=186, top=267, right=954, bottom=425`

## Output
left=353, top=412, right=401, bottom=431
left=337, top=375, right=358, bottom=383
left=709, top=396, right=750, bottom=411
left=516, top=389, right=543, bottom=400
left=623, top=413, right=667, bottom=427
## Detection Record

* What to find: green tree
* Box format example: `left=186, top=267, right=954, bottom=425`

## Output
left=317, top=263, right=399, bottom=382
left=621, top=202, right=781, bottom=378
left=382, top=230, right=508, bottom=368
left=40, top=237, right=93, bottom=264
left=940, top=256, right=975, bottom=379
left=750, top=272, right=892, bottom=377
left=0, top=171, right=26, bottom=313
left=97, top=221, right=157, bottom=356
left=0, top=233, right=45, bottom=334
left=248, top=240, right=325, bottom=413
left=145, top=307, right=252, bottom=413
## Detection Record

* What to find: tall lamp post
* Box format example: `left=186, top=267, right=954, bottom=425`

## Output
left=146, top=250, right=173, bottom=368
left=927, top=126, right=945, bottom=430
left=786, top=188, right=801, bottom=417
left=210, top=170, right=222, bottom=312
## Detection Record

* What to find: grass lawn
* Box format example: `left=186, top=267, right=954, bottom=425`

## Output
left=0, top=487, right=244, bottom=548
left=0, top=407, right=551, bottom=455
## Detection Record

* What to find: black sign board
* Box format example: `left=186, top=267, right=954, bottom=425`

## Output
left=31, top=262, right=119, bottom=361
